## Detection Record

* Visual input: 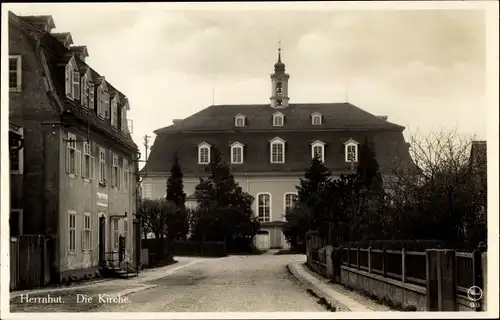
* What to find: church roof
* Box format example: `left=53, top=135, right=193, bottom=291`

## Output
left=154, top=102, right=405, bottom=134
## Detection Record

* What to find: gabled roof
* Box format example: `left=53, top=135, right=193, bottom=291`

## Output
left=142, top=130, right=413, bottom=175
left=154, top=103, right=405, bottom=134
left=28, top=24, right=137, bottom=150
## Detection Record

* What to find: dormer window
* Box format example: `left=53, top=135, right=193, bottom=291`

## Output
left=65, top=57, right=80, bottom=100
left=88, top=81, right=95, bottom=110
left=270, top=137, right=286, bottom=163
left=121, top=102, right=129, bottom=133
left=80, top=69, right=91, bottom=108
left=230, top=142, right=244, bottom=164
left=97, top=80, right=109, bottom=119
left=273, top=112, right=284, bottom=127
left=312, top=112, right=322, bottom=125
left=198, top=142, right=211, bottom=164
left=344, top=139, right=359, bottom=163
left=111, top=94, right=119, bottom=128
left=234, top=114, right=246, bottom=127
left=311, top=140, right=326, bottom=162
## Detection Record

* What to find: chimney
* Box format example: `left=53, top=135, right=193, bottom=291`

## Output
left=19, top=15, right=56, bottom=32
left=377, top=115, right=388, bottom=121
left=172, top=119, right=183, bottom=125
left=51, top=32, right=73, bottom=49
left=69, top=45, right=89, bottom=61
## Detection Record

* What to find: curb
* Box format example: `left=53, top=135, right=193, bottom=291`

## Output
left=288, top=262, right=377, bottom=312
left=287, top=263, right=351, bottom=312
left=10, top=279, right=114, bottom=298
left=104, top=284, right=159, bottom=298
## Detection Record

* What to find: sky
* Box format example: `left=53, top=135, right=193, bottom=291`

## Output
left=5, top=2, right=493, bottom=163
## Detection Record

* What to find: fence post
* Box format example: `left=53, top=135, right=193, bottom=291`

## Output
left=473, top=242, right=487, bottom=311
left=368, top=246, right=372, bottom=273
left=426, top=249, right=457, bottom=311
left=347, top=247, right=350, bottom=267
left=357, top=247, right=360, bottom=270
left=382, top=248, right=387, bottom=277
left=401, top=248, right=406, bottom=283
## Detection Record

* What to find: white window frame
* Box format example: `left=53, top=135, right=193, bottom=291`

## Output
left=311, top=113, right=323, bottom=125
left=97, top=80, right=109, bottom=119
left=123, top=159, right=129, bottom=192
left=270, top=137, right=285, bottom=163
left=68, top=210, right=77, bottom=252
left=10, top=127, right=24, bottom=174
left=344, top=139, right=359, bottom=163
left=283, top=192, right=298, bottom=220
left=82, top=212, right=92, bottom=251
left=234, top=114, right=246, bottom=127
left=273, top=112, right=284, bottom=127
left=65, top=57, right=79, bottom=100
left=121, top=104, right=129, bottom=133
left=198, top=142, right=211, bottom=164
left=112, top=219, right=119, bottom=250
left=66, top=133, right=81, bottom=176
left=82, top=141, right=94, bottom=180
left=80, top=70, right=91, bottom=108
left=111, top=154, right=121, bottom=188
left=9, top=55, right=22, bottom=92
left=99, top=147, right=107, bottom=185
left=111, top=95, right=119, bottom=128
left=256, top=192, right=272, bottom=222
left=311, top=140, right=326, bottom=162
left=230, top=142, right=244, bottom=164
left=88, top=81, right=95, bottom=110
left=143, top=183, right=153, bottom=199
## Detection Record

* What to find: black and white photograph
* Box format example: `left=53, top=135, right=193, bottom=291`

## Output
left=1, top=1, right=498, bottom=318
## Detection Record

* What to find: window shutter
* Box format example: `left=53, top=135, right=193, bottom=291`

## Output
left=88, top=83, right=94, bottom=110
left=66, top=146, right=71, bottom=173
left=81, top=229, right=85, bottom=250
left=90, top=156, right=95, bottom=180
left=119, top=167, right=122, bottom=188
left=81, top=152, right=85, bottom=177
left=73, top=72, right=80, bottom=99
left=75, top=150, right=81, bottom=176
left=65, top=68, right=72, bottom=97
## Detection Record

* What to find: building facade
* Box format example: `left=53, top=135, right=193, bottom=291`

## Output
left=141, top=49, right=412, bottom=250
left=8, top=12, right=139, bottom=283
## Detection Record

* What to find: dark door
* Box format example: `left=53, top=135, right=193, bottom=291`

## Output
left=99, top=216, right=106, bottom=267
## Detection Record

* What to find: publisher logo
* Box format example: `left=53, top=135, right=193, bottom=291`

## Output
left=467, top=286, right=483, bottom=302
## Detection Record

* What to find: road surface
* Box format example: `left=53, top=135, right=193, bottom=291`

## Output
left=10, top=255, right=327, bottom=312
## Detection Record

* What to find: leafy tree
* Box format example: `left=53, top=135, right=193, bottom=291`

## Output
left=283, top=203, right=311, bottom=252
left=192, top=148, right=258, bottom=251
left=296, top=155, right=332, bottom=237
left=166, top=152, right=186, bottom=208
left=350, top=137, right=386, bottom=241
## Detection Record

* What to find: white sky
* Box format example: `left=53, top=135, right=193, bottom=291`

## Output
left=5, top=2, right=493, bottom=163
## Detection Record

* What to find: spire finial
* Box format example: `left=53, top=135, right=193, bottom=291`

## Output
left=278, top=39, right=282, bottom=62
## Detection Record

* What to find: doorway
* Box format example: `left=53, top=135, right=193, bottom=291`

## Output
left=98, top=216, right=106, bottom=267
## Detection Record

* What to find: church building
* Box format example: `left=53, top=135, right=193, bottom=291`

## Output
left=141, top=48, right=412, bottom=250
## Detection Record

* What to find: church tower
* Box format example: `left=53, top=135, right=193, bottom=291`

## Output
left=270, top=45, right=290, bottom=108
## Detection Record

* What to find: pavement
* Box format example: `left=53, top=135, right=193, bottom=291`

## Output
left=9, top=255, right=326, bottom=312
left=8, top=254, right=388, bottom=313
left=288, top=262, right=391, bottom=312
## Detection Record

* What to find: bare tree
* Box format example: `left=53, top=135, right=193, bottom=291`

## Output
left=387, top=128, right=486, bottom=249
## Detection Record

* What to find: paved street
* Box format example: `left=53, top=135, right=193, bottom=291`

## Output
left=10, top=255, right=327, bottom=312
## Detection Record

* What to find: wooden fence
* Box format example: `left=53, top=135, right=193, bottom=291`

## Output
left=338, top=246, right=484, bottom=298
left=10, top=235, right=51, bottom=291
